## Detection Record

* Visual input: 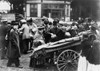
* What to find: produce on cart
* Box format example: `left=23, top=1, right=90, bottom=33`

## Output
left=29, top=29, right=93, bottom=71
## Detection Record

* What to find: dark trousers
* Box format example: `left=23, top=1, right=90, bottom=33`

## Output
left=7, top=58, right=20, bottom=67
left=1, top=47, right=7, bottom=59
left=29, top=57, right=34, bottom=67
left=29, top=37, right=33, bottom=50
left=0, top=40, right=7, bottom=59
left=23, top=39, right=29, bottom=54
left=19, top=35, right=23, bottom=53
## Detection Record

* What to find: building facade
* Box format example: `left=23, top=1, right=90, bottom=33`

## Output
left=26, top=0, right=71, bottom=21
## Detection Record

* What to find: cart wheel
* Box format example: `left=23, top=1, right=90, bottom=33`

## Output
left=57, top=50, right=79, bottom=71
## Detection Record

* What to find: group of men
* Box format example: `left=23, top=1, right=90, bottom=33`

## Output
left=41, top=17, right=100, bottom=71
left=19, top=18, right=37, bottom=54
left=0, top=18, right=38, bottom=67
left=0, top=16, right=99, bottom=69
left=77, top=18, right=100, bottom=71
left=0, top=17, right=77, bottom=68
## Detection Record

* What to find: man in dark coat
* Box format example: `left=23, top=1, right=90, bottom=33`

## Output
left=0, top=20, right=9, bottom=59
left=87, top=40, right=100, bottom=64
left=49, top=19, right=66, bottom=42
left=7, top=21, right=21, bottom=67
left=42, top=19, right=51, bottom=43
left=81, top=34, right=95, bottom=57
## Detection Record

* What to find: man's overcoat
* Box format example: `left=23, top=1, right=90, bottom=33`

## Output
left=7, top=29, right=20, bottom=58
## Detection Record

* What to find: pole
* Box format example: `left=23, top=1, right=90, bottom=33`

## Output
left=41, top=0, right=43, bottom=18
left=64, top=0, right=66, bottom=21
left=23, top=0, right=26, bottom=18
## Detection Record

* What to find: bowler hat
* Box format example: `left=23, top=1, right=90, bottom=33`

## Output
left=53, top=19, right=59, bottom=25
left=27, top=18, right=33, bottom=22
left=11, top=21, right=18, bottom=25
left=44, top=19, right=49, bottom=25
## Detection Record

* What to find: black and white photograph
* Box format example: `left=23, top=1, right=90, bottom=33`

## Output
left=0, top=0, right=100, bottom=71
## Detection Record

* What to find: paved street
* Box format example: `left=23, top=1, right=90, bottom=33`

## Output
left=0, top=53, right=58, bottom=71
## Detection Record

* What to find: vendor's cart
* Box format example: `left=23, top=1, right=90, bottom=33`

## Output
left=30, top=30, right=93, bottom=71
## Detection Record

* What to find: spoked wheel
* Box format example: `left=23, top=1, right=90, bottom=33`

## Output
left=57, top=50, right=80, bottom=71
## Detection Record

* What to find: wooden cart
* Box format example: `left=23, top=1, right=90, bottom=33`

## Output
left=30, top=30, right=92, bottom=71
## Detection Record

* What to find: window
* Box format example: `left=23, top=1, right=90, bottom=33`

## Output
left=67, top=5, right=70, bottom=17
left=30, top=4, right=37, bottom=17
left=42, top=4, right=65, bottom=19
left=42, top=4, right=64, bottom=9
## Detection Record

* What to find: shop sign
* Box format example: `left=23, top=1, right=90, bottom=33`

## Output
left=1, top=13, right=15, bottom=22
left=43, top=1, right=64, bottom=3
left=27, top=0, right=41, bottom=3
left=43, top=4, right=65, bottom=9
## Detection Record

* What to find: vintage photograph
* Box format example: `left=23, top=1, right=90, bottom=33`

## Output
left=0, top=0, right=100, bottom=71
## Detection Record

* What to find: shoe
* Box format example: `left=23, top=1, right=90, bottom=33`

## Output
left=23, top=52, right=28, bottom=54
left=1, top=57, right=7, bottom=60
left=15, top=65, right=23, bottom=68
left=7, top=65, right=12, bottom=67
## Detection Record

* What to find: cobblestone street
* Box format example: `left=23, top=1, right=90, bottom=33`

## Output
left=0, top=53, right=58, bottom=71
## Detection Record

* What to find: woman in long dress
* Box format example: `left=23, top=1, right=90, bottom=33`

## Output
left=78, top=23, right=100, bottom=71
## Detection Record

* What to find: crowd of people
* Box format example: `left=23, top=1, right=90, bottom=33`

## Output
left=0, top=16, right=99, bottom=69
left=0, top=18, right=38, bottom=67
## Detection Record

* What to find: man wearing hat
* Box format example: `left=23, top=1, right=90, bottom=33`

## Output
left=49, top=19, right=66, bottom=42
left=19, top=19, right=30, bottom=54
left=0, top=19, right=9, bottom=59
left=42, top=19, right=51, bottom=43
left=7, top=21, right=21, bottom=67
left=19, top=19, right=26, bottom=53
left=27, top=18, right=37, bottom=50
